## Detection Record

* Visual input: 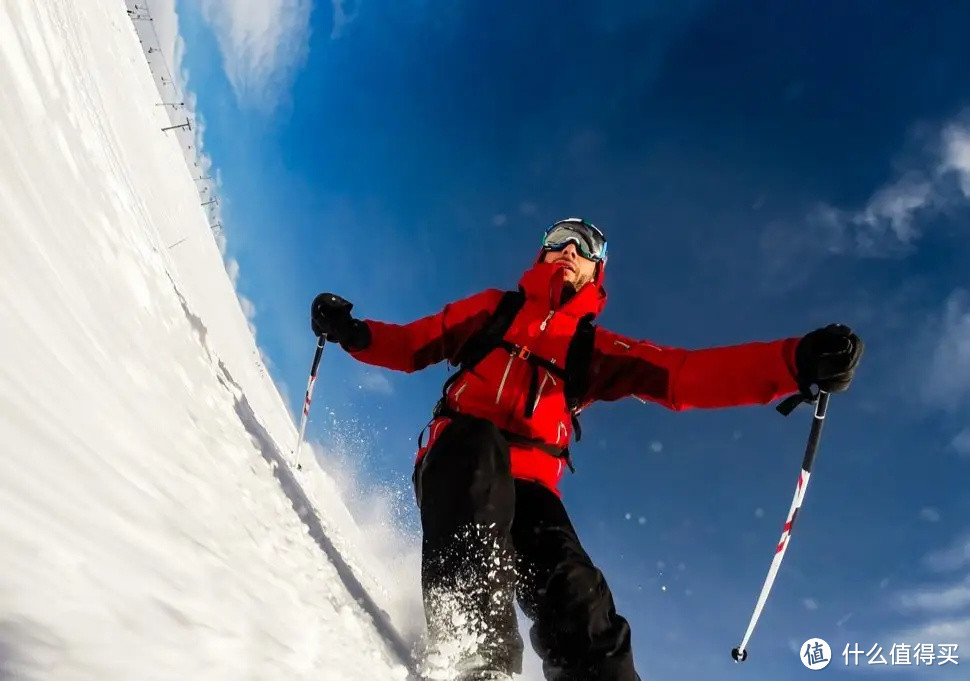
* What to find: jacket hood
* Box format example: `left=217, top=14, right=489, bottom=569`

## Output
left=518, top=254, right=607, bottom=319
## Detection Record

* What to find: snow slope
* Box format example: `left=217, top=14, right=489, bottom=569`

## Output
left=0, top=1, right=424, bottom=679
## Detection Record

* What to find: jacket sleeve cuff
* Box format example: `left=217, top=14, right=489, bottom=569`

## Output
left=340, top=319, right=372, bottom=353
left=782, top=336, right=802, bottom=388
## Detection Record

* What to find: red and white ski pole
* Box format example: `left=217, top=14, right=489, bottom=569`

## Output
left=732, top=389, right=830, bottom=662
left=293, top=334, right=326, bottom=471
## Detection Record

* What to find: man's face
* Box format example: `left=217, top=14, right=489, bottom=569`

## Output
left=542, top=242, right=598, bottom=289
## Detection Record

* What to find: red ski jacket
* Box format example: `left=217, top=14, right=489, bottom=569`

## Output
left=349, top=259, right=801, bottom=494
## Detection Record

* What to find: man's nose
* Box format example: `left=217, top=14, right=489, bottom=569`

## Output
left=561, top=242, right=579, bottom=259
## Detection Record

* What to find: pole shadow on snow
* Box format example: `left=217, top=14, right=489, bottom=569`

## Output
left=232, top=393, right=419, bottom=676
left=0, top=617, right=65, bottom=680
left=168, top=288, right=419, bottom=676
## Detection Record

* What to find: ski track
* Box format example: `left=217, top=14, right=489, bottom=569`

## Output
left=0, top=1, right=422, bottom=679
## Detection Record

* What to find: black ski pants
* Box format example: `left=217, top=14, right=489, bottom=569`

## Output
left=413, top=414, right=640, bottom=681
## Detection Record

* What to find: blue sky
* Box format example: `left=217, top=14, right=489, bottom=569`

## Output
left=168, top=1, right=970, bottom=678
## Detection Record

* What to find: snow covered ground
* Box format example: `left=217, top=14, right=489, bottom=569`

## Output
left=0, top=1, right=433, bottom=679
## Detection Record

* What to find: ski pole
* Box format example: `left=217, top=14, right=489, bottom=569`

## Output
left=293, top=334, right=326, bottom=471
left=732, top=389, right=830, bottom=663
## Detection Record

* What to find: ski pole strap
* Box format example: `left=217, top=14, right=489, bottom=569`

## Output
left=776, top=385, right=817, bottom=416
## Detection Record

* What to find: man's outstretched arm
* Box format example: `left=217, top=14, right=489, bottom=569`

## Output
left=583, top=327, right=802, bottom=410
left=311, top=289, right=505, bottom=373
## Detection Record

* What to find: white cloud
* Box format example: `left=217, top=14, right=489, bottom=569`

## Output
left=878, top=541, right=970, bottom=676
left=921, top=290, right=970, bottom=410
left=330, top=0, right=360, bottom=39
left=920, top=507, right=942, bottom=523
left=649, top=440, right=663, bottom=453
left=198, top=0, right=312, bottom=110
left=851, top=175, right=933, bottom=250
left=893, top=617, right=970, bottom=645
left=238, top=293, right=257, bottom=322
left=951, top=428, right=970, bottom=457
left=897, top=577, right=970, bottom=613
left=803, top=174, right=937, bottom=258
left=924, top=534, right=970, bottom=573
left=882, top=617, right=970, bottom=672
left=942, top=124, right=970, bottom=197
left=802, top=597, right=819, bottom=611
left=359, top=371, right=393, bottom=395
left=227, top=258, right=240, bottom=286
left=774, top=115, right=970, bottom=261
left=492, top=214, right=508, bottom=227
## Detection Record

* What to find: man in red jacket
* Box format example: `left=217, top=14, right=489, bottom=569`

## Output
left=310, top=218, right=863, bottom=681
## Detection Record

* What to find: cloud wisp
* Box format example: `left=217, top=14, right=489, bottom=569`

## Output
left=875, top=534, right=970, bottom=677
left=330, top=0, right=360, bottom=39
left=950, top=429, right=970, bottom=458
left=923, top=534, right=970, bottom=573
left=359, top=371, right=394, bottom=396
left=897, top=578, right=970, bottom=614
left=761, top=114, right=970, bottom=285
left=920, top=289, right=970, bottom=412
left=198, top=0, right=313, bottom=111
left=809, top=116, right=970, bottom=258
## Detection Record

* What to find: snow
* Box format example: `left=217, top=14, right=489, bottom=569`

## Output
left=0, top=1, right=429, bottom=679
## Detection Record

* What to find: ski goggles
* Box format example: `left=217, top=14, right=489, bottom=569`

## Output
left=541, top=218, right=608, bottom=262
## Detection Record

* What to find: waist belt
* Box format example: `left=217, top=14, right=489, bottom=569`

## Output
left=422, top=405, right=576, bottom=473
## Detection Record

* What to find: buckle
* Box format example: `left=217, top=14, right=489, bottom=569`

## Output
left=516, top=346, right=531, bottom=360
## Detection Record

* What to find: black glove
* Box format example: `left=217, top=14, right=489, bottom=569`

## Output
left=795, top=323, right=864, bottom=393
left=310, top=292, right=371, bottom=352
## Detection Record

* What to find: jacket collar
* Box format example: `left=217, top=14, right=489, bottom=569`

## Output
left=517, top=259, right=607, bottom=319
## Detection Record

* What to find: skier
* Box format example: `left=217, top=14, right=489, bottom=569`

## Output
left=309, top=218, right=863, bottom=681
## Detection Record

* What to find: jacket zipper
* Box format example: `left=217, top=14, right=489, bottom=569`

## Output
left=495, top=353, right=515, bottom=404
left=499, top=308, right=555, bottom=418
left=556, top=421, right=567, bottom=445
left=452, top=383, right=467, bottom=408
left=531, top=369, right=557, bottom=413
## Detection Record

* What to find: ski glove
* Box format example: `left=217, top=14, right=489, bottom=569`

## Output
left=794, top=323, right=864, bottom=393
left=310, top=292, right=371, bottom=352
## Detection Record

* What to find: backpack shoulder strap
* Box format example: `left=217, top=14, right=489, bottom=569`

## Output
left=563, top=313, right=596, bottom=446
left=453, top=288, right=525, bottom=370
left=427, top=289, right=525, bottom=439
left=564, top=313, right=596, bottom=409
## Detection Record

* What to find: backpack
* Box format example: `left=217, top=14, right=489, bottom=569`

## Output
left=425, top=289, right=596, bottom=473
